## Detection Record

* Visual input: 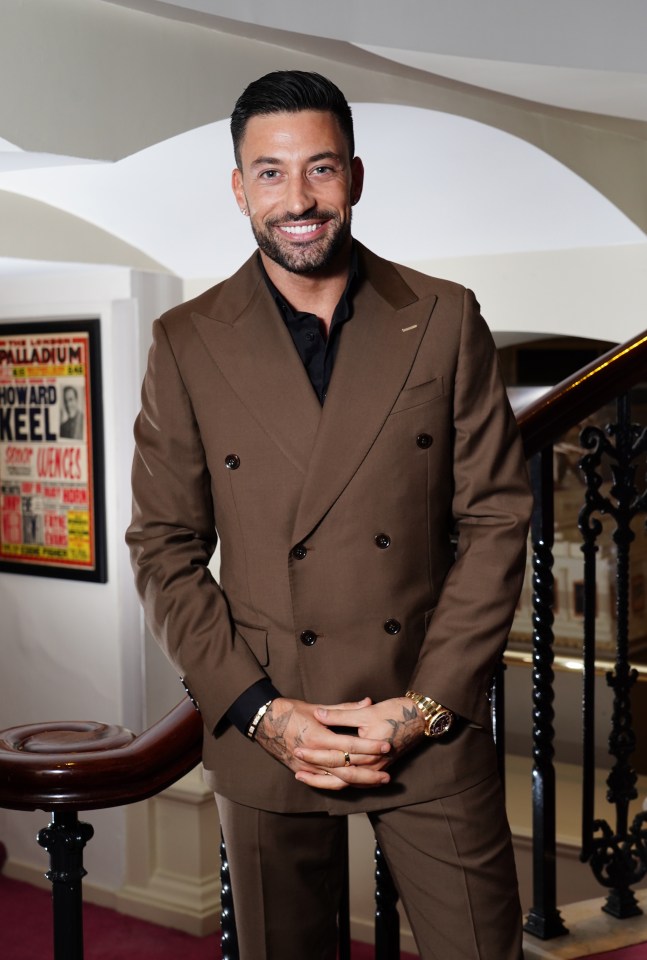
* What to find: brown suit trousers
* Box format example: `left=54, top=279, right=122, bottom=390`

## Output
left=217, top=771, right=523, bottom=960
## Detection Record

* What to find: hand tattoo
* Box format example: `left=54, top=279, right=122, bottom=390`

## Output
left=256, top=701, right=308, bottom=768
left=384, top=705, right=424, bottom=757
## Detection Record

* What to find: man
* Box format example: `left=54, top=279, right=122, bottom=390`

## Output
left=127, top=71, right=532, bottom=960
left=59, top=385, right=83, bottom=439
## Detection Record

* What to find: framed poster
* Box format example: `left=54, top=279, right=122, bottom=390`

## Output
left=0, top=319, right=107, bottom=581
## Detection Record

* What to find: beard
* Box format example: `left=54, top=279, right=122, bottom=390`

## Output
left=249, top=208, right=351, bottom=275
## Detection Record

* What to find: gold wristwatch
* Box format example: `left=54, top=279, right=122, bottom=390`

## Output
left=405, top=691, right=454, bottom=738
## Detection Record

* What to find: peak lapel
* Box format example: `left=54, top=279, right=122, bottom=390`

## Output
left=191, top=256, right=321, bottom=476
left=291, top=249, right=438, bottom=545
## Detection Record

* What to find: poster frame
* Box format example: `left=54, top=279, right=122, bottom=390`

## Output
left=0, top=317, right=107, bottom=582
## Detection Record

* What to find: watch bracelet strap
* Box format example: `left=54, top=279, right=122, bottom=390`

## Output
left=405, top=690, right=452, bottom=735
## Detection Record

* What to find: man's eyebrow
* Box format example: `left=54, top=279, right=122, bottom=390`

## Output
left=251, top=156, right=283, bottom=167
left=250, top=151, right=343, bottom=167
left=308, top=152, right=342, bottom=163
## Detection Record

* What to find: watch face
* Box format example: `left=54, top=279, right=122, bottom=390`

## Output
left=431, top=711, right=453, bottom=737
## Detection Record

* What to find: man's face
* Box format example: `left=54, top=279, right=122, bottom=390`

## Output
left=63, top=388, right=78, bottom=417
left=232, top=110, right=363, bottom=275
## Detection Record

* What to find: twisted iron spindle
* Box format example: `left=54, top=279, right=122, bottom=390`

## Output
left=523, top=448, right=568, bottom=939
left=491, top=659, right=507, bottom=792
left=375, top=843, right=400, bottom=960
left=220, top=833, right=240, bottom=960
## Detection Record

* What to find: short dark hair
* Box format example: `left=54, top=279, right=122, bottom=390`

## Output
left=231, top=71, right=355, bottom=168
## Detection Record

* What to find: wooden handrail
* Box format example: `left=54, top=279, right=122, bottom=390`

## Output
left=518, top=329, right=647, bottom=458
left=0, top=328, right=645, bottom=814
left=0, top=701, right=201, bottom=812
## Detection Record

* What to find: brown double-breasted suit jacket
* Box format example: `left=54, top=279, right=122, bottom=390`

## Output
left=127, top=243, right=532, bottom=816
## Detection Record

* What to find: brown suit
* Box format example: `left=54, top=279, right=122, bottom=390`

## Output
left=127, top=244, right=531, bottom=957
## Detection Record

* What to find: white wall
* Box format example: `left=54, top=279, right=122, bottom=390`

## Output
left=411, top=243, right=647, bottom=344
left=0, top=266, right=182, bottom=891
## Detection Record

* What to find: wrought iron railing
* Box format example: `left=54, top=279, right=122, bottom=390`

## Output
left=0, top=329, right=646, bottom=958
left=515, top=330, right=647, bottom=938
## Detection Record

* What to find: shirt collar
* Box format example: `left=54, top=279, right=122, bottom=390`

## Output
left=259, top=243, right=359, bottom=326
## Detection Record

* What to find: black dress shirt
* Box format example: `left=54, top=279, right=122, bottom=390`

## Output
left=225, top=249, right=359, bottom=735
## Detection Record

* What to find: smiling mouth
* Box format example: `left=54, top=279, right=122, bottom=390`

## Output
left=277, top=222, right=326, bottom=236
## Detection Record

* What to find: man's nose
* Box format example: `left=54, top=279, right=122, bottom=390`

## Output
left=285, top=175, right=315, bottom=216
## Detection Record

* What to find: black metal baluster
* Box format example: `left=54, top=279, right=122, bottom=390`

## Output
left=338, top=818, right=351, bottom=960
left=579, top=462, right=600, bottom=865
left=491, top=658, right=507, bottom=792
left=37, top=810, right=94, bottom=960
left=375, top=843, right=400, bottom=960
left=220, top=833, right=239, bottom=960
left=524, top=448, right=568, bottom=939
left=578, top=394, right=647, bottom=917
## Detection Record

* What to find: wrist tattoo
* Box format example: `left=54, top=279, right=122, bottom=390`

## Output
left=256, top=702, right=291, bottom=761
left=256, top=701, right=307, bottom=763
left=385, top=704, right=424, bottom=754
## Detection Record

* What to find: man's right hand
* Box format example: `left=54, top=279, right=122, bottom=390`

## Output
left=255, top=697, right=392, bottom=791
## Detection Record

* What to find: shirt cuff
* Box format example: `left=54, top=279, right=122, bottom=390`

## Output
left=226, top=679, right=282, bottom=735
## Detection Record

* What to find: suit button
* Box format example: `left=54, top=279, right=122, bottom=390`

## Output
left=384, top=619, right=401, bottom=635
left=225, top=454, right=240, bottom=469
left=291, top=544, right=307, bottom=560
left=374, top=534, right=391, bottom=549
left=416, top=434, right=433, bottom=449
left=300, top=630, right=317, bottom=646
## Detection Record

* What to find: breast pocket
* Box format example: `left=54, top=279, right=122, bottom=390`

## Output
left=390, top=377, right=444, bottom=415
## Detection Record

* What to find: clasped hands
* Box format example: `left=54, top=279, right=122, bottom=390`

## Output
left=255, top=695, right=425, bottom=791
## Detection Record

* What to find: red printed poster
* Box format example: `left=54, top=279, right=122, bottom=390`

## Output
left=0, top=320, right=106, bottom=581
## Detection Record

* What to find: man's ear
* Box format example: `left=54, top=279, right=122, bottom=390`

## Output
left=232, top=167, right=247, bottom=214
left=350, top=156, right=365, bottom=206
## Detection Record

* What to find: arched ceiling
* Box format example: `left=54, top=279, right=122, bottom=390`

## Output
left=0, top=0, right=645, bottom=277
left=118, top=0, right=647, bottom=101
left=0, top=106, right=642, bottom=279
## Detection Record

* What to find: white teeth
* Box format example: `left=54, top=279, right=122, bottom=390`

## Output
left=280, top=223, right=320, bottom=235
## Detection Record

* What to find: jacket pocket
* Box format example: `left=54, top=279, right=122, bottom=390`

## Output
left=390, top=377, right=444, bottom=415
left=235, top=622, right=269, bottom=667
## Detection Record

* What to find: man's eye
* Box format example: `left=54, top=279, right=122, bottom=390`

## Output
left=259, top=170, right=279, bottom=179
left=312, top=166, right=334, bottom=175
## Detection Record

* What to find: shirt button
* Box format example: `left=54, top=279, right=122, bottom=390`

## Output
left=225, top=454, right=240, bottom=469
left=416, top=434, right=433, bottom=449
left=305, top=332, right=315, bottom=342
left=300, top=630, right=317, bottom=646
left=291, top=544, right=308, bottom=560
left=384, top=619, right=401, bottom=635
left=374, top=534, right=391, bottom=549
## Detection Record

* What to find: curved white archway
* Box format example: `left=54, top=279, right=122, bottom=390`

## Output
left=0, top=104, right=643, bottom=280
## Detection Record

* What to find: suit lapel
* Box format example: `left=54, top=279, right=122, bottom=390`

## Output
left=291, top=247, right=437, bottom=545
left=191, top=255, right=321, bottom=476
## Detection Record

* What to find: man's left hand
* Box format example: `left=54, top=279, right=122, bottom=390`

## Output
left=309, top=697, right=426, bottom=770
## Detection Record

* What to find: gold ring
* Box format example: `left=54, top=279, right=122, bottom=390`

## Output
left=343, top=751, right=351, bottom=767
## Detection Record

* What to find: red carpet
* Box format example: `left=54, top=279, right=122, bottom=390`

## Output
left=4, top=874, right=645, bottom=959
left=574, top=947, right=647, bottom=960
left=0, top=874, right=418, bottom=959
